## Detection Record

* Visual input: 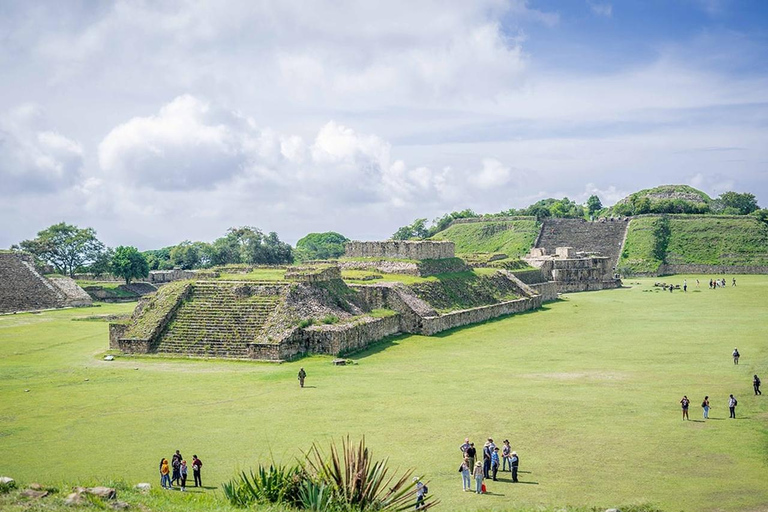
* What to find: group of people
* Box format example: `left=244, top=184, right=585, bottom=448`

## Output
left=679, top=350, right=762, bottom=421
left=159, top=451, right=203, bottom=490
left=458, top=438, right=519, bottom=494
left=709, top=278, right=734, bottom=288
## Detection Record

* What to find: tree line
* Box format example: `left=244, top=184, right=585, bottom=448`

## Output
left=13, top=224, right=349, bottom=284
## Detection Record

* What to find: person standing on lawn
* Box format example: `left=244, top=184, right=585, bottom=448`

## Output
left=180, top=460, right=188, bottom=491
left=754, top=375, right=762, bottom=395
left=472, top=461, right=484, bottom=494
left=460, top=456, right=471, bottom=491
left=298, top=368, right=307, bottom=388
left=465, top=443, right=476, bottom=471
left=192, top=455, right=203, bottom=487
left=510, top=451, right=519, bottom=483
left=491, top=447, right=500, bottom=481
left=702, top=396, right=710, bottom=419
left=729, top=394, right=738, bottom=419
left=501, top=440, right=511, bottom=471
left=680, top=395, right=690, bottom=420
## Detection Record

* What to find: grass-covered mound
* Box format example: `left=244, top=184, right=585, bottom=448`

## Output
left=406, top=270, right=520, bottom=312
left=430, top=219, right=540, bottom=257
left=619, top=216, right=768, bottom=274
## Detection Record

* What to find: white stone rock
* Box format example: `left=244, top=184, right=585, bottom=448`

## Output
left=134, top=483, right=151, bottom=492
left=0, top=476, right=15, bottom=485
left=104, top=355, right=114, bottom=361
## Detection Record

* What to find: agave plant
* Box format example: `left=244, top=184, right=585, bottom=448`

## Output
left=222, top=464, right=304, bottom=508
left=302, top=436, right=437, bottom=511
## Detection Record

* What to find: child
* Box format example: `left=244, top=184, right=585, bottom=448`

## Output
left=180, top=460, right=188, bottom=491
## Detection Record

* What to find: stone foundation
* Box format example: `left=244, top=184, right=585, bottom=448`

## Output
left=657, top=264, right=768, bottom=275
left=345, top=240, right=455, bottom=260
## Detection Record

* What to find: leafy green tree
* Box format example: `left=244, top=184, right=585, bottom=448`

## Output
left=18, top=222, right=105, bottom=277
left=87, top=247, right=115, bottom=278
left=714, top=191, right=759, bottom=215
left=428, top=209, right=478, bottom=236
left=170, top=241, right=202, bottom=269
left=143, top=247, right=173, bottom=270
left=295, top=232, right=349, bottom=261
left=391, top=218, right=429, bottom=240
left=111, top=246, right=149, bottom=284
left=239, top=229, right=293, bottom=264
left=586, top=195, right=603, bottom=216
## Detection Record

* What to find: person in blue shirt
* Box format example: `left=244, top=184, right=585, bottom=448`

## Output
left=510, top=452, right=519, bottom=483
left=491, top=447, right=500, bottom=481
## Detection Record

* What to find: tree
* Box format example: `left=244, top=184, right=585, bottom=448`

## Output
left=586, top=195, right=603, bottom=216
left=19, top=222, right=105, bottom=277
left=295, top=232, right=349, bottom=262
left=715, top=191, right=759, bottom=215
left=87, top=247, right=115, bottom=278
left=111, top=246, right=149, bottom=284
left=391, top=218, right=429, bottom=240
left=170, top=241, right=203, bottom=269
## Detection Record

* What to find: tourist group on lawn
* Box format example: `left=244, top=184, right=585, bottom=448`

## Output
left=159, top=451, right=202, bottom=490
left=458, top=438, right=519, bottom=494
left=679, top=349, right=762, bottom=421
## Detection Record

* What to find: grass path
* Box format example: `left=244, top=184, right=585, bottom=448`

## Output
left=0, top=275, right=767, bottom=511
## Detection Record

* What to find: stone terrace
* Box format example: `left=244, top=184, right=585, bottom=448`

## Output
left=153, top=281, right=285, bottom=358
left=536, top=218, right=628, bottom=268
left=344, top=240, right=455, bottom=260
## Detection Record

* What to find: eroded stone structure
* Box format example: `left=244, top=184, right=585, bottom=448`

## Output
left=344, top=240, right=455, bottom=260
left=0, top=252, right=92, bottom=314
left=525, top=247, right=621, bottom=292
left=535, top=218, right=628, bottom=269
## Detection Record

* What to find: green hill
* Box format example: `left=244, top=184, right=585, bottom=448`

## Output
left=430, top=218, right=540, bottom=257
left=612, top=184, right=712, bottom=215
left=619, top=215, right=768, bottom=274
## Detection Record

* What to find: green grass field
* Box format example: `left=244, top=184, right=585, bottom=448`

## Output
left=431, top=220, right=540, bottom=256
left=1, top=276, right=767, bottom=511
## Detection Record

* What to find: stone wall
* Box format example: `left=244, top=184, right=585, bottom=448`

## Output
left=527, top=252, right=622, bottom=293
left=420, top=296, right=541, bottom=335
left=536, top=218, right=628, bottom=269
left=344, top=240, right=455, bottom=260
left=284, top=265, right=342, bottom=282
left=529, top=282, right=558, bottom=301
left=48, top=276, right=93, bottom=307
left=148, top=269, right=197, bottom=283
left=657, top=264, right=768, bottom=275
left=511, top=268, right=547, bottom=284
left=448, top=216, right=535, bottom=226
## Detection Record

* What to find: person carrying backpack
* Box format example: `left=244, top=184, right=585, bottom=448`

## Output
left=754, top=375, right=762, bottom=396
left=192, top=455, right=203, bottom=487
left=733, top=348, right=740, bottom=365
left=701, top=396, right=710, bottom=419
left=413, top=478, right=427, bottom=509
left=728, top=394, right=738, bottom=419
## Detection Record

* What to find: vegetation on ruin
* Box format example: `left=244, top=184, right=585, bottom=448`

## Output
left=407, top=271, right=520, bottom=312
left=294, top=232, right=349, bottom=262
left=216, top=268, right=287, bottom=281
left=430, top=219, right=540, bottom=256
left=2, top=277, right=767, bottom=511
left=619, top=216, right=768, bottom=274
left=121, top=280, right=191, bottom=339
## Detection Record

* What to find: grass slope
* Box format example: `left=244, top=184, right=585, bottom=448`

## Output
left=620, top=216, right=768, bottom=273
left=1, top=279, right=768, bottom=512
left=431, top=220, right=540, bottom=257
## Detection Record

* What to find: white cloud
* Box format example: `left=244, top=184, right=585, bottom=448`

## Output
left=588, top=2, right=613, bottom=18
left=0, top=105, right=84, bottom=195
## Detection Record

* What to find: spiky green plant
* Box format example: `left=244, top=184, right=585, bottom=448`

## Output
left=222, top=464, right=303, bottom=508
left=302, top=436, right=437, bottom=511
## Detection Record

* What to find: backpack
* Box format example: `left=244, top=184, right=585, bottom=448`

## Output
left=734, top=399, right=738, bottom=406
left=701, top=401, right=707, bottom=407
left=422, top=485, right=428, bottom=495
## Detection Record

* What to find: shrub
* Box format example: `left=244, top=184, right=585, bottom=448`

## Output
left=0, top=480, right=17, bottom=493
left=222, top=464, right=303, bottom=508
left=298, top=318, right=315, bottom=329
left=321, top=315, right=339, bottom=325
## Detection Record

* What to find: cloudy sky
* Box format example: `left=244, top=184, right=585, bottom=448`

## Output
left=1, top=0, right=767, bottom=249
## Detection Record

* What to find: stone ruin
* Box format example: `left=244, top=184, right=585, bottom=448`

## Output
left=0, top=252, right=92, bottom=314
left=524, top=246, right=622, bottom=292
left=344, top=240, right=455, bottom=260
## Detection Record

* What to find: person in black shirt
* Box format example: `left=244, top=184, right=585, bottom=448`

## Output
left=298, top=368, right=307, bottom=388
left=754, top=375, right=762, bottom=395
left=465, top=443, right=476, bottom=472
left=510, top=451, right=519, bottom=483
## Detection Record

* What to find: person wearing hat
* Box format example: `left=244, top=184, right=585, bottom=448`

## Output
left=413, top=477, right=426, bottom=509
left=510, top=451, right=519, bottom=483
left=459, top=455, right=471, bottom=491
left=501, top=440, right=511, bottom=471
left=472, top=461, right=484, bottom=494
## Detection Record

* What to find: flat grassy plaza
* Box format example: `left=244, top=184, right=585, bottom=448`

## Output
left=1, top=276, right=767, bottom=511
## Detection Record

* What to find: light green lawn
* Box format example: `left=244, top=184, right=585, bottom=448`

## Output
left=0, top=276, right=767, bottom=512
left=216, top=268, right=287, bottom=281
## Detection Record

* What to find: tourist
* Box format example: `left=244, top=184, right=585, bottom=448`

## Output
left=171, top=450, right=182, bottom=487
left=728, top=394, right=737, bottom=419
left=491, top=447, right=500, bottom=481
left=501, top=440, right=511, bottom=471
left=413, top=477, right=426, bottom=509
left=472, top=461, right=484, bottom=494
left=702, top=396, right=710, bottom=419
left=683, top=279, right=687, bottom=292
left=180, top=460, right=188, bottom=491
left=510, top=451, right=519, bottom=483
left=733, top=348, right=740, bottom=365
left=459, top=438, right=470, bottom=454
left=192, top=455, right=203, bottom=487
left=465, top=443, right=476, bottom=471
left=298, top=367, right=307, bottom=388
left=680, top=395, right=690, bottom=420
left=460, top=456, right=471, bottom=491
left=732, top=277, right=737, bottom=287
left=754, top=375, right=762, bottom=396
left=160, top=458, right=171, bottom=489
left=696, top=279, right=700, bottom=288
left=482, top=441, right=492, bottom=479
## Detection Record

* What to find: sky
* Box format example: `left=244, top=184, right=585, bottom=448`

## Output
left=1, top=0, right=767, bottom=249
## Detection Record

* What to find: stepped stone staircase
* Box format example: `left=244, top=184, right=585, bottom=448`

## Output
left=535, top=219, right=628, bottom=268
left=153, top=281, right=285, bottom=358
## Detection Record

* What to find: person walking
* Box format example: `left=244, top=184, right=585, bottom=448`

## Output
left=180, top=460, right=188, bottom=491
left=754, top=375, right=762, bottom=396
left=298, top=367, right=307, bottom=388
left=160, top=458, right=171, bottom=489
left=732, top=277, right=736, bottom=287
left=683, top=279, right=687, bottom=292
left=510, top=451, right=519, bottom=483
left=460, top=456, right=471, bottom=491
left=728, top=394, right=737, bottom=419
left=733, top=348, right=740, bottom=365
left=472, top=461, right=484, bottom=494
left=680, top=395, right=690, bottom=420
left=491, top=447, right=500, bottom=481
left=501, top=440, right=511, bottom=472
left=192, top=455, right=203, bottom=487
left=465, top=443, right=476, bottom=471
left=413, top=478, right=426, bottom=509
left=702, top=396, right=710, bottom=419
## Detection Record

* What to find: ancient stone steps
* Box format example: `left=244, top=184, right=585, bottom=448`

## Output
left=536, top=219, right=628, bottom=268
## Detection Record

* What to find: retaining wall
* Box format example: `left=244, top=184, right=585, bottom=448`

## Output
left=420, top=296, right=541, bottom=335
left=345, top=241, right=455, bottom=260
left=657, top=264, right=768, bottom=275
